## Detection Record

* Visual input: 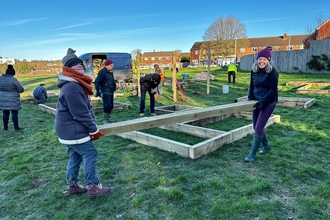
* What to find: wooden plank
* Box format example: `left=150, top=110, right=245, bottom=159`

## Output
left=159, top=123, right=225, bottom=138
left=304, top=98, right=316, bottom=108
left=98, top=101, right=257, bottom=136
left=189, top=133, right=231, bottom=159
left=38, top=104, right=57, bottom=115
left=116, top=131, right=190, bottom=158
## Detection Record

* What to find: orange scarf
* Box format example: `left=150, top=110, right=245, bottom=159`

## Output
left=62, top=66, right=94, bottom=95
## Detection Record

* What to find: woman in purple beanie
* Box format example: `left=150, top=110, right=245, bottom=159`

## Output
left=244, top=47, right=278, bottom=162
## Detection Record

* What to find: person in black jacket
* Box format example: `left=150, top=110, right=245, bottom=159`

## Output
left=94, top=60, right=117, bottom=124
left=139, top=73, right=160, bottom=116
left=244, top=47, right=278, bottom=162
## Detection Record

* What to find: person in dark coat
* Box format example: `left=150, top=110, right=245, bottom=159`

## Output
left=139, top=73, right=160, bottom=116
left=94, top=59, right=117, bottom=124
left=244, top=48, right=278, bottom=162
left=33, top=83, right=48, bottom=104
left=55, top=48, right=110, bottom=196
left=0, top=64, right=25, bottom=131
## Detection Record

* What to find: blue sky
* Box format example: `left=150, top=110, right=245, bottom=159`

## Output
left=1, top=0, right=329, bottom=61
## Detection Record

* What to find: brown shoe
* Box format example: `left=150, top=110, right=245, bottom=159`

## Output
left=68, top=183, right=87, bottom=195
left=87, top=183, right=111, bottom=197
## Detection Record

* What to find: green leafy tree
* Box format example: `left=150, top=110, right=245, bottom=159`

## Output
left=15, top=62, right=31, bottom=74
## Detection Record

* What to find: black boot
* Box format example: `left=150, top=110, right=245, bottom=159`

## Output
left=244, top=136, right=262, bottom=162
left=259, top=133, right=271, bottom=154
left=103, top=113, right=110, bottom=124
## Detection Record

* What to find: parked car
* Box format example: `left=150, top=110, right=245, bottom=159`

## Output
left=187, top=64, right=197, bottom=68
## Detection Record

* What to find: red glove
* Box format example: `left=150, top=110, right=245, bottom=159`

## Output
left=90, top=131, right=105, bottom=141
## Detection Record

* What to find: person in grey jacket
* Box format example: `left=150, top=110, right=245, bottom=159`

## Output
left=55, top=48, right=110, bottom=196
left=244, top=47, right=278, bottom=162
left=0, top=65, right=25, bottom=131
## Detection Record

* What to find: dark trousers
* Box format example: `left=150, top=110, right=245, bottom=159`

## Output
left=140, top=86, right=155, bottom=114
left=3, top=110, right=19, bottom=130
left=33, top=94, right=46, bottom=104
left=252, top=103, right=276, bottom=137
left=228, top=71, right=236, bottom=83
left=102, top=94, right=114, bottom=113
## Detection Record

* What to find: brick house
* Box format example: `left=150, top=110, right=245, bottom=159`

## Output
left=303, top=18, right=330, bottom=48
left=141, top=51, right=183, bottom=68
left=190, top=33, right=309, bottom=66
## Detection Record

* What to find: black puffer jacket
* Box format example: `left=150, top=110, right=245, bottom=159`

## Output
left=140, top=73, right=160, bottom=89
left=248, top=66, right=278, bottom=105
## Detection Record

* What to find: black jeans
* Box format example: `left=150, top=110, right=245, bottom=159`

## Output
left=228, top=71, right=236, bottom=83
left=139, top=86, right=155, bottom=114
left=3, top=110, right=19, bottom=130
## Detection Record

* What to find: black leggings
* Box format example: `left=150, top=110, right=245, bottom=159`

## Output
left=3, top=110, right=19, bottom=129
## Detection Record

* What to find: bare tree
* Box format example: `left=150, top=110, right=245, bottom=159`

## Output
left=131, top=49, right=142, bottom=61
left=202, top=15, right=249, bottom=60
left=306, top=12, right=326, bottom=34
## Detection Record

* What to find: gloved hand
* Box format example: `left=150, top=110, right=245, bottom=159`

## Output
left=94, top=91, right=101, bottom=97
left=253, top=101, right=264, bottom=110
left=90, top=131, right=105, bottom=141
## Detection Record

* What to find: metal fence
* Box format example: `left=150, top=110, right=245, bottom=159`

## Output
left=240, top=39, right=330, bottom=73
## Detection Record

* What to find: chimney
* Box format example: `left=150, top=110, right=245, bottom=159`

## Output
left=283, top=33, right=287, bottom=40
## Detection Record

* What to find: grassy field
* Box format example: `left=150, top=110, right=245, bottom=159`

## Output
left=1, top=66, right=330, bottom=219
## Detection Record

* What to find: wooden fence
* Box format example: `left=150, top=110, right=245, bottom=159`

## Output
left=240, top=39, right=330, bottom=73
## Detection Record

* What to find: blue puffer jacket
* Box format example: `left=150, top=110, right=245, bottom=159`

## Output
left=94, top=67, right=116, bottom=94
left=54, top=73, right=99, bottom=145
left=0, top=74, right=24, bottom=110
left=248, top=66, right=278, bottom=105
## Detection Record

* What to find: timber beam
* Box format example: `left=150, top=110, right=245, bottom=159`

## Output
left=98, top=101, right=256, bottom=136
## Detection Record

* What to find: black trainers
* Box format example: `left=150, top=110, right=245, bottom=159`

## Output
left=15, top=127, right=26, bottom=131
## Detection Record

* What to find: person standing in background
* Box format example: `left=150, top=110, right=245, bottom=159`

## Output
left=55, top=48, right=110, bottom=196
left=94, top=60, right=117, bottom=124
left=227, top=62, right=237, bottom=83
left=154, top=64, right=164, bottom=98
left=244, top=47, right=278, bottom=162
left=33, top=83, right=48, bottom=104
left=0, top=64, right=25, bottom=131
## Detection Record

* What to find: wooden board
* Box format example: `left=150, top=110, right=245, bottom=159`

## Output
left=98, top=101, right=257, bottom=136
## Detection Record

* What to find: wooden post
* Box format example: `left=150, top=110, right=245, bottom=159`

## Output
left=207, top=48, right=211, bottom=94
left=137, top=51, right=142, bottom=97
left=172, top=51, right=177, bottom=102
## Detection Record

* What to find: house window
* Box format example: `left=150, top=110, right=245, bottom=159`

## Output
left=287, top=45, right=293, bottom=50
left=159, top=57, right=162, bottom=60
left=166, top=57, right=170, bottom=60
left=151, top=57, right=155, bottom=60
left=273, top=46, right=280, bottom=51
left=144, top=58, right=148, bottom=60
left=299, top=45, right=304, bottom=49
left=252, top=47, right=258, bottom=52
left=240, top=48, right=245, bottom=52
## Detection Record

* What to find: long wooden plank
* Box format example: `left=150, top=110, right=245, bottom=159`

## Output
left=98, top=101, right=257, bottom=136
left=117, top=131, right=190, bottom=157
left=159, top=123, right=225, bottom=138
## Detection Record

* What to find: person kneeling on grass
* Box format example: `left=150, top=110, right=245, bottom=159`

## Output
left=54, top=48, right=110, bottom=196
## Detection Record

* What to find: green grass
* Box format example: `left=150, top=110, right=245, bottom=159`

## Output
left=1, top=67, right=330, bottom=219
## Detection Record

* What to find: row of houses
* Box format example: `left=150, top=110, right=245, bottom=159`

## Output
left=141, top=18, right=330, bottom=67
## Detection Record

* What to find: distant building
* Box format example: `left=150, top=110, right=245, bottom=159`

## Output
left=0, top=58, right=15, bottom=65
left=141, top=51, right=188, bottom=68
left=190, top=33, right=309, bottom=66
left=303, top=18, right=330, bottom=48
